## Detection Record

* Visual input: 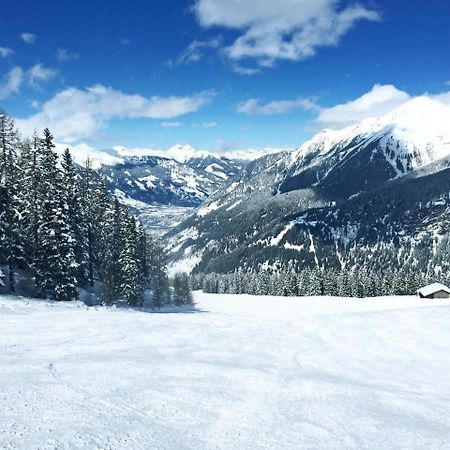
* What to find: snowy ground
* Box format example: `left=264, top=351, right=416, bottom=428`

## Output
left=2, top=293, right=450, bottom=449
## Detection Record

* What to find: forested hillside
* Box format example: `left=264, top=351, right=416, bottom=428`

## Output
left=0, top=113, right=190, bottom=307
left=166, top=97, right=450, bottom=281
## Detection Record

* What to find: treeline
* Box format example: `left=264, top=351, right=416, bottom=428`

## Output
left=0, top=113, right=191, bottom=307
left=191, top=266, right=444, bottom=298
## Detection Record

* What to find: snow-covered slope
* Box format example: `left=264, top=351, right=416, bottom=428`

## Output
left=2, top=292, right=450, bottom=449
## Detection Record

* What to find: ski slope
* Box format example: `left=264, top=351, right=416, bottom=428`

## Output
left=1, top=293, right=450, bottom=449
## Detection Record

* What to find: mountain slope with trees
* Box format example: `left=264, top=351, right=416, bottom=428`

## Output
left=0, top=113, right=192, bottom=306
left=165, top=97, right=450, bottom=279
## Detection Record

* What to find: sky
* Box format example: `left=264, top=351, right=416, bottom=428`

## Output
left=1, top=0, right=450, bottom=156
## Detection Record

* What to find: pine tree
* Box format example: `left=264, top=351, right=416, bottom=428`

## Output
left=146, top=233, right=170, bottom=307
left=0, top=113, right=23, bottom=292
left=18, top=134, right=43, bottom=272
left=309, top=268, right=322, bottom=296
left=79, top=158, right=98, bottom=286
left=101, top=198, right=124, bottom=304
left=119, top=214, right=144, bottom=306
left=34, top=129, right=78, bottom=301
left=61, top=148, right=86, bottom=284
left=173, top=272, right=193, bottom=306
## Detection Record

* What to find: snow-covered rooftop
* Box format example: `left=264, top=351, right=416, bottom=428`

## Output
left=417, top=283, right=450, bottom=297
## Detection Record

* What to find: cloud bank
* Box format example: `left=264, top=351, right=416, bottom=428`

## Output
left=316, top=84, right=412, bottom=128
left=15, top=85, right=215, bottom=142
left=236, top=84, right=450, bottom=131
left=192, top=0, right=380, bottom=71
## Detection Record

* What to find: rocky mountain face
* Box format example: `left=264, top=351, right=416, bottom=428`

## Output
left=165, top=97, right=450, bottom=275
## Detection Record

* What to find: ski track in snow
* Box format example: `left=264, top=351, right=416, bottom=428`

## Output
left=1, top=293, right=450, bottom=449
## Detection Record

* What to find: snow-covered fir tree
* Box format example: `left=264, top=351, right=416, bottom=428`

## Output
left=0, top=113, right=23, bottom=292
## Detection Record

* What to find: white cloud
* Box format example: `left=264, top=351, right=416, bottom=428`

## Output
left=237, top=97, right=319, bottom=115
left=0, top=67, right=24, bottom=100
left=0, top=46, right=14, bottom=58
left=192, top=0, right=380, bottom=70
left=201, top=121, right=218, bottom=128
left=234, top=84, right=450, bottom=131
left=54, top=142, right=124, bottom=169
left=0, top=64, right=57, bottom=99
left=316, top=84, right=411, bottom=128
left=429, top=91, right=450, bottom=106
left=192, top=121, right=218, bottom=128
left=175, top=36, right=222, bottom=65
left=56, top=48, right=80, bottom=62
left=27, top=64, right=58, bottom=87
left=161, top=121, right=183, bottom=128
left=21, top=33, right=37, bottom=44
left=232, top=65, right=260, bottom=76
left=15, top=85, right=215, bottom=142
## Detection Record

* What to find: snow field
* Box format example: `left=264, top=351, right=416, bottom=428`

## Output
left=1, top=293, right=450, bottom=449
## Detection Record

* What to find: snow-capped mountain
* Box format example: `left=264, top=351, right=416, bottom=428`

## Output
left=101, top=145, right=243, bottom=206
left=98, top=145, right=245, bottom=233
left=279, top=96, right=450, bottom=198
left=165, top=97, right=450, bottom=274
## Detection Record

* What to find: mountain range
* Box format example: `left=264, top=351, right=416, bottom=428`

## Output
left=164, top=97, right=450, bottom=275
left=94, top=145, right=247, bottom=233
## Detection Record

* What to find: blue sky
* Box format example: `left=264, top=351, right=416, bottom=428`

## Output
left=1, top=0, right=450, bottom=154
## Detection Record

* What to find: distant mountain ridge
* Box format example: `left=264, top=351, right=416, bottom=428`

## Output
left=165, top=97, right=450, bottom=275
left=94, top=145, right=246, bottom=234
left=100, top=145, right=244, bottom=207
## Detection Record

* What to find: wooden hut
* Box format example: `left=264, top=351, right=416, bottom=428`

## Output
left=417, top=283, right=450, bottom=299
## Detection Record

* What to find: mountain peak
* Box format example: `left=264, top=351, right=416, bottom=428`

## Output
left=388, top=95, right=447, bottom=117
left=293, top=96, right=450, bottom=172
left=166, top=144, right=212, bottom=163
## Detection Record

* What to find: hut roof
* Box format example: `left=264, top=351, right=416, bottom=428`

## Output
left=418, top=283, right=450, bottom=297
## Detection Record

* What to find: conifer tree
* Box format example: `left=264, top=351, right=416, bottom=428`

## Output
left=79, top=158, right=97, bottom=286
left=101, top=198, right=124, bottom=304
left=119, top=215, right=144, bottom=306
left=34, top=129, right=78, bottom=301
left=61, top=148, right=86, bottom=284
left=147, top=235, right=170, bottom=307
left=173, top=272, right=193, bottom=306
left=0, top=113, right=23, bottom=292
